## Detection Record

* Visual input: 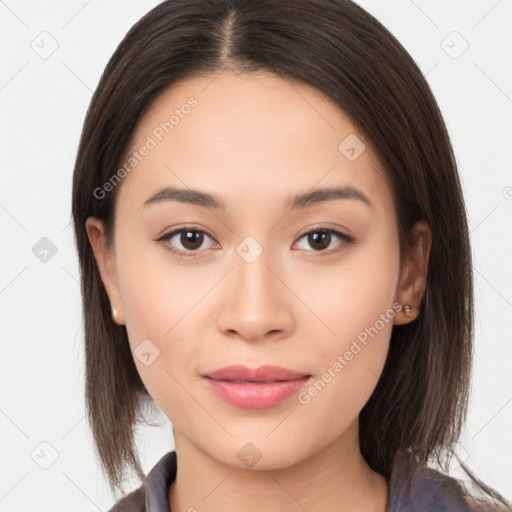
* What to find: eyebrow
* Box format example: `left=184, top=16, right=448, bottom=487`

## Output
left=142, top=185, right=373, bottom=210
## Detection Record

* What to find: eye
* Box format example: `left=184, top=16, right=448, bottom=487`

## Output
left=156, top=226, right=355, bottom=258
left=157, top=227, right=218, bottom=257
left=294, top=227, right=355, bottom=255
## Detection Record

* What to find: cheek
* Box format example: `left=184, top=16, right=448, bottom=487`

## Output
left=300, top=225, right=400, bottom=355
left=295, top=291, right=397, bottom=447
left=114, top=240, right=212, bottom=415
left=116, top=236, right=206, bottom=342
left=294, top=228, right=399, bottom=416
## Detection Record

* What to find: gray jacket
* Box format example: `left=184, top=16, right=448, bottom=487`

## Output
left=108, top=451, right=508, bottom=511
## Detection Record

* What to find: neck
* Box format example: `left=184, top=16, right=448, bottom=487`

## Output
left=168, top=420, right=389, bottom=512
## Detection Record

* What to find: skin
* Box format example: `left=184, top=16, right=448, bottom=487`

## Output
left=86, top=70, right=431, bottom=512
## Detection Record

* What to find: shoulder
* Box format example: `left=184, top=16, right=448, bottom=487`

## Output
left=463, top=495, right=512, bottom=512
left=388, top=463, right=510, bottom=512
left=107, top=451, right=177, bottom=512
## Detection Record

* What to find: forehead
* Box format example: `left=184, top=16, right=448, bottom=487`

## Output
left=115, top=70, right=391, bottom=213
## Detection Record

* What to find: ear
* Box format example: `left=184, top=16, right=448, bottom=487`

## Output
left=85, top=217, right=125, bottom=325
left=394, top=220, right=432, bottom=325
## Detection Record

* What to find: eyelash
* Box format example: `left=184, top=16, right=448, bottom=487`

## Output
left=156, top=225, right=355, bottom=258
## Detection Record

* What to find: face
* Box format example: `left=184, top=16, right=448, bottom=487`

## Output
left=87, top=70, right=428, bottom=470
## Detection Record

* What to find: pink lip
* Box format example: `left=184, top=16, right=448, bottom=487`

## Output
left=202, top=365, right=311, bottom=409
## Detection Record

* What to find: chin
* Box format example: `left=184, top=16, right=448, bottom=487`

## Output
left=198, top=435, right=313, bottom=472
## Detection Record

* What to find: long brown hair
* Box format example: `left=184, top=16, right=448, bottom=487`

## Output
left=71, top=0, right=510, bottom=506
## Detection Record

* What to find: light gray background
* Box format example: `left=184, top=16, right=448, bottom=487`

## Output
left=1, top=0, right=511, bottom=510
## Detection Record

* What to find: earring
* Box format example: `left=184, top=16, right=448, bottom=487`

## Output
left=403, top=304, right=413, bottom=316
left=112, top=308, right=118, bottom=321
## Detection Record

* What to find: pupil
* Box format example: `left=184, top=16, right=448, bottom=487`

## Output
left=182, top=230, right=203, bottom=250
left=309, top=232, right=330, bottom=250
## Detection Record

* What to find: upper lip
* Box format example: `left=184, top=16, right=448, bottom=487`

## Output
left=203, top=364, right=310, bottom=382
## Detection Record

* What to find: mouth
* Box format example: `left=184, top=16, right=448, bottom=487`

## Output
left=201, top=364, right=312, bottom=409
left=202, top=364, right=311, bottom=382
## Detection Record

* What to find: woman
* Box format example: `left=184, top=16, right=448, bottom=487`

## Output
left=71, top=0, right=511, bottom=510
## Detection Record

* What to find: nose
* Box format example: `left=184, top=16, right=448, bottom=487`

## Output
left=216, top=245, right=295, bottom=342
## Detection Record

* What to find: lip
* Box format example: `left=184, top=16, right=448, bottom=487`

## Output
left=202, top=365, right=311, bottom=409
left=203, top=364, right=309, bottom=382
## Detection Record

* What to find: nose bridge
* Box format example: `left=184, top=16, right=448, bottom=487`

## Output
left=216, top=234, right=293, bottom=340
left=234, top=236, right=280, bottom=310
left=236, top=240, right=275, bottom=298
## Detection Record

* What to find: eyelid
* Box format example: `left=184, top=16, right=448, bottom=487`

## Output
left=295, top=222, right=353, bottom=240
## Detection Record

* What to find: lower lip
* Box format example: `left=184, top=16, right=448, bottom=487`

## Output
left=203, top=376, right=311, bottom=409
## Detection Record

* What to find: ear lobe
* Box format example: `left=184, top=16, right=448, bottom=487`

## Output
left=394, top=220, right=432, bottom=325
left=85, top=217, right=125, bottom=324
